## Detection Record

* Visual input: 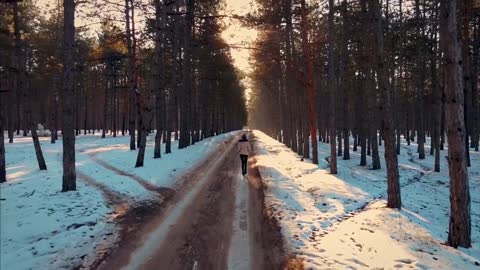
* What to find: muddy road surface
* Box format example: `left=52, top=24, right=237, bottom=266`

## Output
left=95, top=134, right=286, bottom=270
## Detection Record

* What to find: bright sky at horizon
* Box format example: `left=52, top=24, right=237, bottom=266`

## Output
left=35, top=0, right=257, bottom=100
left=222, top=0, right=258, bottom=102
left=35, top=0, right=257, bottom=71
left=222, top=0, right=258, bottom=74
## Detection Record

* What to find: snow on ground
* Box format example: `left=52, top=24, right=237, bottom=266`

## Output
left=253, top=130, right=480, bottom=269
left=1, top=131, right=234, bottom=270
left=92, top=132, right=236, bottom=188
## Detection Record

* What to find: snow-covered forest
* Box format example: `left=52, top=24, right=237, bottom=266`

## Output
left=0, top=0, right=479, bottom=269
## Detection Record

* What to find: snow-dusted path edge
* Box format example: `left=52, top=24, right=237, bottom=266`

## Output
left=252, top=130, right=480, bottom=270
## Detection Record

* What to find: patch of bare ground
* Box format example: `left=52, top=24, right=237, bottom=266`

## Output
left=77, top=170, right=170, bottom=270
left=91, top=135, right=240, bottom=270
left=282, top=257, right=305, bottom=270
left=86, top=132, right=298, bottom=270
left=143, top=148, right=239, bottom=270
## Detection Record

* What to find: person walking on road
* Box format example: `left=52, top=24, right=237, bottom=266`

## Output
left=237, top=133, right=252, bottom=176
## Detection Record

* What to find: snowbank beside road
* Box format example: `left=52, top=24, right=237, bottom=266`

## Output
left=253, top=130, right=480, bottom=269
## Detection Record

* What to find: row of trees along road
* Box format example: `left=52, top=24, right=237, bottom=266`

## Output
left=0, top=2, right=247, bottom=188
left=248, top=0, right=479, bottom=248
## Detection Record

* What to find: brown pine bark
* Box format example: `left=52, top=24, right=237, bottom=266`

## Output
left=179, top=0, right=195, bottom=149
left=440, top=0, right=471, bottom=248
left=461, top=0, right=471, bottom=167
left=415, top=0, right=426, bottom=160
left=370, top=0, right=401, bottom=209
left=341, top=23, right=351, bottom=161
left=300, top=0, right=318, bottom=164
left=472, top=16, right=479, bottom=151
left=166, top=7, right=180, bottom=154
left=285, top=0, right=295, bottom=150
left=50, top=0, right=62, bottom=144
left=112, top=71, right=117, bottom=137
left=84, top=82, right=88, bottom=136
left=62, top=0, right=76, bottom=191
left=135, top=93, right=148, bottom=167
left=359, top=0, right=369, bottom=167
left=328, top=0, right=337, bottom=174
left=433, top=5, right=441, bottom=172
left=0, top=89, right=6, bottom=183
left=153, top=0, right=165, bottom=159
left=125, top=0, right=136, bottom=150
left=368, top=72, right=381, bottom=170
left=131, top=2, right=142, bottom=150
left=102, top=76, right=108, bottom=138
left=13, top=1, right=47, bottom=171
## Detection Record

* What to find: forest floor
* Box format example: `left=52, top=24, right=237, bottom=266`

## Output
left=2, top=130, right=480, bottom=270
left=254, top=130, right=480, bottom=270
left=94, top=132, right=287, bottom=270
left=0, top=131, right=253, bottom=270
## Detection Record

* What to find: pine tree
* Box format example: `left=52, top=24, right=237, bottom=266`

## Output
left=62, top=0, right=76, bottom=192
left=440, top=0, right=471, bottom=248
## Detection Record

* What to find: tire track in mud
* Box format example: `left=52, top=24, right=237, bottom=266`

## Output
left=77, top=171, right=129, bottom=209
left=74, top=144, right=167, bottom=270
left=86, top=151, right=175, bottom=199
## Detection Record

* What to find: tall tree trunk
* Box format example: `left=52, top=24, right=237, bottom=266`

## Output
left=285, top=0, right=295, bottom=151
left=341, top=1, right=350, bottom=161
left=180, top=0, right=195, bottom=149
left=102, top=77, right=108, bottom=138
left=131, top=1, right=142, bottom=150
left=433, top=5, right=441, bottom=172
left=369, top=73, right=381, bottom=170
left=440, top=0, right=471, bottom=248
left=51, top=0, right=62, bottom=144
left=300, top=0, right=318, bottom=164
left=337, top=130, right=342, bottom=156
left=153, top=0, right=165, bottom=159
left=135, top=94, right=148, bottom=167
left=62, top=0, right=76, bottom=191
left=84, top=83, right=88, bottom=136
left=328, top=0, right=337, bottom=174
left=359, top=0, right=369, bottom=167
left=370, top=0, right=401, bottom=209
left=13, top=2, right=47, bottom=171
left=75, top=83, right=79, bottom=136
left=113, top=71, right=117, bottom=137
left=0, top=88, right=6, bottom=183
left=125, top=0, right=136, bottom=150
left=461, top=0, right=471, bottom=166
left=9, top=2, right=21, bottom=144
left=50, top=87, right=58, bottom=143
left=471, top=16, right=479, bottom=151
left=415, top=0, right=426, bottom=160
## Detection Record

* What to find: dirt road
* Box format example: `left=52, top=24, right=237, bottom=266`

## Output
left=95, top=134, right=285, bottom=270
